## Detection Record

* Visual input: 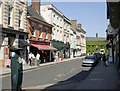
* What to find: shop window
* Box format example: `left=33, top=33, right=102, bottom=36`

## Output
left=19, top=11, right=23, bottom=28
left=8, top=6, right=12, bottom=26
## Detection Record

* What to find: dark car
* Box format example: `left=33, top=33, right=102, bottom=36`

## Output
left=94, top=53, right=101, bottom=61
left=82, top=55, right=98, bottom=67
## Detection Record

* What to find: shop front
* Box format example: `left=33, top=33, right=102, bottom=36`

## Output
left=0, top=28, right=28, bottom=67
left=76, top=46, right=81, bottom=57
left=30, top=40, right=57, bottom=63
left=51, top=40, right=64, bottom=61
left=63, top=42, right=70, bottom=59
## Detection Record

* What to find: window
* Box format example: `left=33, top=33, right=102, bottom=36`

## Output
left=19, top=11, right=22, bottom=28
left=45, top=30, right=47, bottom=39
left=8, top=6, right=12, bottom=26
left=39, top=27, right=42, bottom=38
left=39, top=25, right=43, bottom=38
left=31, top=22, right=36, bottom=37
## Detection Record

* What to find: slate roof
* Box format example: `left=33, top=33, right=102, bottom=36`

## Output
left=86, top=37, right=106, bottom=41
left=27, top=7, right=52, bottom=26
left=71, top=26, right=76, bottom=33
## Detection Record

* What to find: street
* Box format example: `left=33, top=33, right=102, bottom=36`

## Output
left=2, top=58, right=93, bottom=90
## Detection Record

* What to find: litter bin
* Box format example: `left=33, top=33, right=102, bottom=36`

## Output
left=9, top=47, right=23, bottom=91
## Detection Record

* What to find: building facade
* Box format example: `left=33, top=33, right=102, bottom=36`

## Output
left=70, top=26, right=76, bottom=58
left=0, top=0, right=28, bottom=67
left=27, top=1, right=56, bottom=63
left=71, top=20, right=86, bottom=56
left=106, top=2, right=120, bottom=69
left=41, top=4, right=71, bottom=60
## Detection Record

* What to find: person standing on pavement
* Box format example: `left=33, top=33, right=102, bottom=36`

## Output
left=102, top=53, right=107, bottom=66
left=31, top=53, right=35, bottom=66
left=36, top=52, right=40, bottom=66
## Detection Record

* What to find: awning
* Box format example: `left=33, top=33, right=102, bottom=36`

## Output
left=31, top=44, right=57, bottom=51
left=19, top=39, right=31, bottom=46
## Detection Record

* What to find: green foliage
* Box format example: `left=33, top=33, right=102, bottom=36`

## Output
left=86, top=41, right=108, bottom=54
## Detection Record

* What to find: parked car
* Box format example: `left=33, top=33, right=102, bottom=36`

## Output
left=94, top=53, right=101, bottom=61
left=82, top=55, right=98, bottom=67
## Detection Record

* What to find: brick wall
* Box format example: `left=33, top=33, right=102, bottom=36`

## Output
left=27, top=19, right=51, bottom=42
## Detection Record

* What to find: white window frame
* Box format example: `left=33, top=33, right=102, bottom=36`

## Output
left=39, top=25, right=43, bottom=38
left=31, top=22, right=36, bottom=37
left=8, top=6, right=12, bottom=26
left=19, top=11, right=23, bottom=28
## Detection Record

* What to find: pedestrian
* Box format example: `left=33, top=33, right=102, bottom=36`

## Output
left=36, top=52, right=40, bottom=66
left=28, top=52, right=32, bottom=66
left=102, top=53, right=107, bottom=66
left=31, top=53, right=35, bottom=66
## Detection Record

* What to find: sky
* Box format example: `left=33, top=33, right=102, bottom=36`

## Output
left=28, top=1, right=109, bottom=37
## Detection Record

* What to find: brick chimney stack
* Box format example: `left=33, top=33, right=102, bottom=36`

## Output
left=96, top=33, right=98, bottom=38
left=71, top=20, right=77, bottom=28
left=77, top=24, right=81, bottom=30
left=31, top=0, right=40, bottom=13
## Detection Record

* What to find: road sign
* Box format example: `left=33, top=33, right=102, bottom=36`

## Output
left=11, top=52, right=16, bottom=57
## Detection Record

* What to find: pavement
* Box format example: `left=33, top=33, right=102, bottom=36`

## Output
left=0, top=56, right=85, bottom=76
left=75, top=60, right=119, bottom=89
left=43, top=60, right=119, bottom=90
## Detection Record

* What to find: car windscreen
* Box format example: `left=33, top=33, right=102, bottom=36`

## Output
left=94, top=53, right=100, bottom=56
left=85, top=56, right=95, bottom=59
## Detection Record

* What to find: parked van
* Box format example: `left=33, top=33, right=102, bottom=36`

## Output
left=100, top=49, right=105, bottom=54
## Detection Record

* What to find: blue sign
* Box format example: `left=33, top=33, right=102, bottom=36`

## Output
left=11, top=52, right=16, bottom=57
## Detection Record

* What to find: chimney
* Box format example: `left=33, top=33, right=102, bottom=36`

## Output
left=31, top=0, right=40, bottom=13
left=71, top=20, right=77, bottom=28
left=77, top=24, right=81, bottom=30
left=96, top=33, right=98, bottom=38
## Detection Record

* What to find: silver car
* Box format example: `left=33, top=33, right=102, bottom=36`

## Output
left=82, top=55, right=97, bottom=66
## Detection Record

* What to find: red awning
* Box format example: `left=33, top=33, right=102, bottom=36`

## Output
left=31, top=44, right=57, bottom=51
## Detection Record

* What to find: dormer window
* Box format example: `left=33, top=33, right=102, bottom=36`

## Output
left=8, top=6, right=12, bottom=26
left=19, top=11, right=22, bottom=28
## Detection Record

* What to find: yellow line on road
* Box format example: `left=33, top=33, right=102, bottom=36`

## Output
left=71, top=68, right=76, bottom=71
left=56, top=74, right=65, bottom=77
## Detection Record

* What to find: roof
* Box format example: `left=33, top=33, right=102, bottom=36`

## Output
left=86, top=37, right=106, bottom=41
left=27, top=7, right=52, bottom=26
left=71, top=26, right=76, bottom=33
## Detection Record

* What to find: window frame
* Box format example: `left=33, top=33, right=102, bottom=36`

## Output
left=8, top=6, right=12, bottom=26
left=31, top=22, right=36, bottom=37
left=39, top=25, right=43, bottom=38
left=19, top=11, right=23, bottom=28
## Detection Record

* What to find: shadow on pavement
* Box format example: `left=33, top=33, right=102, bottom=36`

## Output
left=41, top=64, right=97, bottom=90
